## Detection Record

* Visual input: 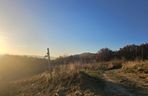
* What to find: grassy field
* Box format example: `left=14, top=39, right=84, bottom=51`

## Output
left=0, top=60, right=148, bottom=96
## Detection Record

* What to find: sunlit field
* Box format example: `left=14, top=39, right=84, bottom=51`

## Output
left=0, top=58, right=148, bottom=96
left=0, top=55, right=48, bottom=81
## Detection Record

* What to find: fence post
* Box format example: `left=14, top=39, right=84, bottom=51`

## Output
left=47, top=48, right=51, bottom=69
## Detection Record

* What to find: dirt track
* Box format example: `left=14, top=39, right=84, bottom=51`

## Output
left=103, top=73, right=134, bottom=96
left=102, top=70, right=148, bottom=96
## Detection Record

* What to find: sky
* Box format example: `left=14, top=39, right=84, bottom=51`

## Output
left=0, top=0, right=148, bottom=57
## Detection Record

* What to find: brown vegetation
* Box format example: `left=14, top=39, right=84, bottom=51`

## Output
left=0, top=60, right=147, bottom=96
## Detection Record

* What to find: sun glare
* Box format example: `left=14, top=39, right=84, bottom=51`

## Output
left=0, top=36, right=7, bottom=54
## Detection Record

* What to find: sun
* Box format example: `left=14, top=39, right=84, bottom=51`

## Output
left=0, top=47, right=5, bottom=54
left=0, top=41, right=4, bottom=54
left=0, top=36, right=7, bottom=54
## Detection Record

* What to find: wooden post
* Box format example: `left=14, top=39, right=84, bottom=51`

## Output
left=45, top=48, right=53, bottom=82
left=45, top=48, right=51, bottom=69
left=47, top=48, right=51, bottom=68
left=45, top=48, right=53, bottom=79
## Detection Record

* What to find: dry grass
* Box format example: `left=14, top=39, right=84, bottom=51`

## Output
left=122, top=60, right=148, bottom=73
left=0, top=64, right=104, bottom=96
left=0, top=60, right=148, bottom=96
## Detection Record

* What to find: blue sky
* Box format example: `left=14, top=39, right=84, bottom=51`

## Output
left=0, top=0, right=148, bottom=57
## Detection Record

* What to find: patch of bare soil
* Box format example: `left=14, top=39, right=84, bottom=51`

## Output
left=103, top=69, right=148, bottom=96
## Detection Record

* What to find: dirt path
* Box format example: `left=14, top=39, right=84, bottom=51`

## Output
left=103, top=73, right=134, bottom=96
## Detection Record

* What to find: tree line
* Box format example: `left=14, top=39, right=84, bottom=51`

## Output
left=52, top=43, right=148, bottom=64
left=96, top=43, right=148, bottom=61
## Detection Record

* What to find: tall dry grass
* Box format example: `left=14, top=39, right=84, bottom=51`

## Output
left=122, top=60, right=148, bottom=73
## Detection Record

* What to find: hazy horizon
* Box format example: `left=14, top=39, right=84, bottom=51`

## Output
left=0, top=0, right=148, bottom=57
